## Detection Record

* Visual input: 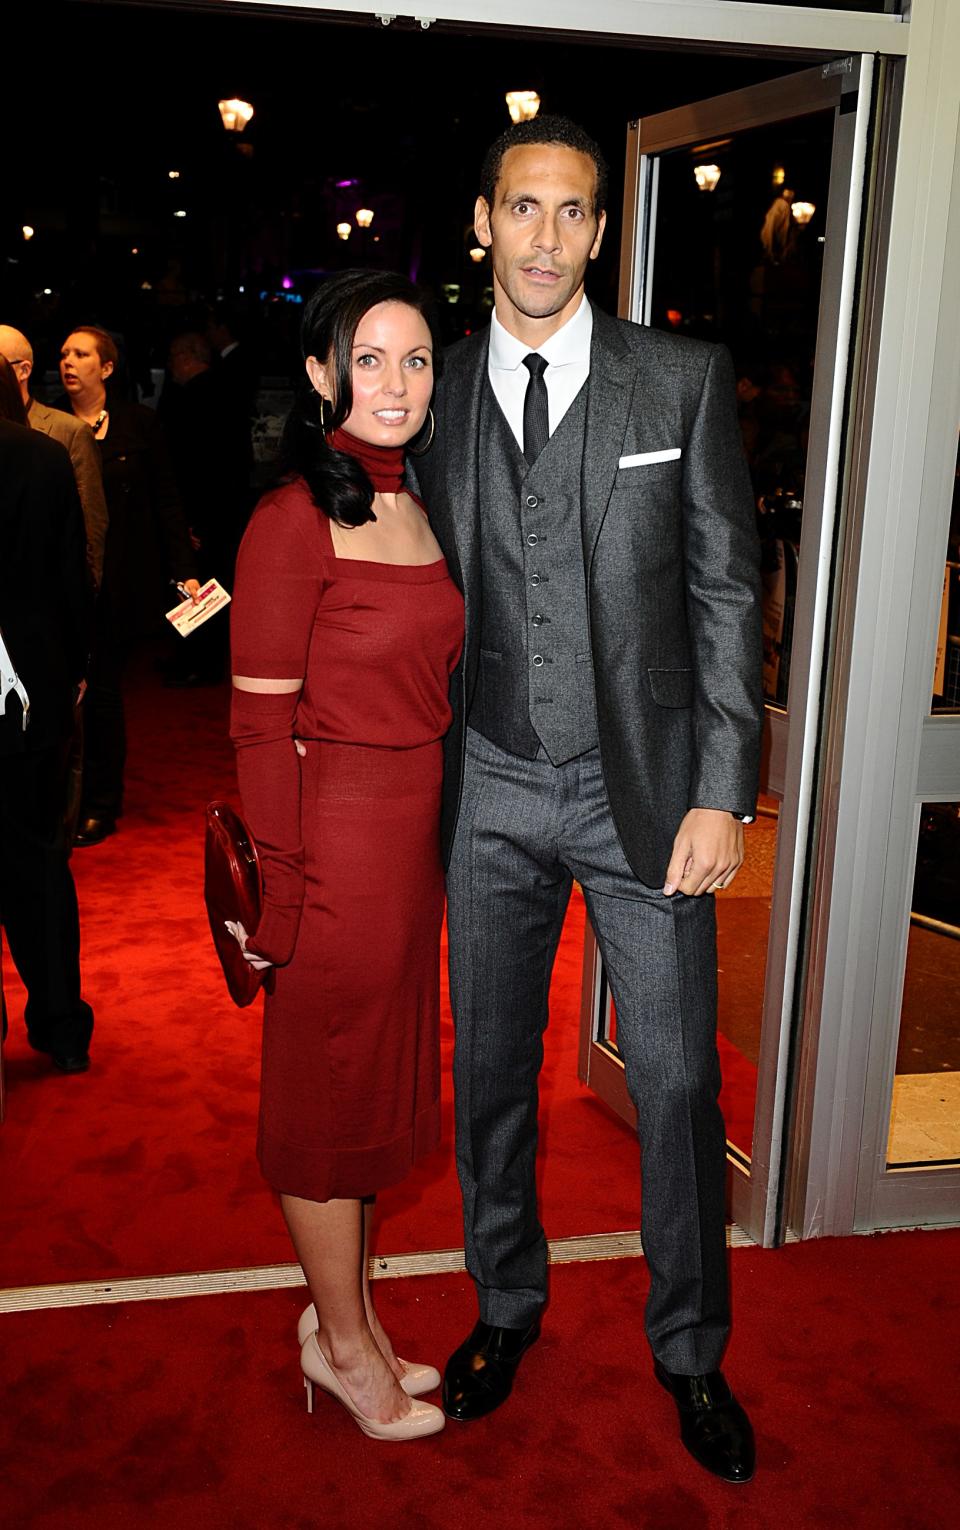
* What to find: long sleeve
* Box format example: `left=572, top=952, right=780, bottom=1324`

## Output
left=56, top=455, right=95, bottom=684
left=229, top=487, right=325, bottom=965
left=67, top=422, right=109, bottom=591
left=680, top=343, right=764, bottom=816
left=230, top=688, right=305, bottom=965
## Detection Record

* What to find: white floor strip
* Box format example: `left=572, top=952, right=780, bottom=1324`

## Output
left=0, top=1225, right=759, bottom=1316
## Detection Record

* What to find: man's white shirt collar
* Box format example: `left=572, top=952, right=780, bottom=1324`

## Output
left=489, top=294, right=593, bottom=372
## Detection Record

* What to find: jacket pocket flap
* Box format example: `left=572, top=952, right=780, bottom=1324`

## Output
left=647, top=667, right=693, bottom=708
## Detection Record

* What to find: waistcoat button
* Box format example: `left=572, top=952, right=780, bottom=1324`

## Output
left=526, top=533, right=538, bottom=546
left=532, top=614, right=544, bottom=626
left=530, top=574, right=541, bottom=587
left=532, top=654, right=544, bottom=667
left=525, top=494, right=539, bottom=509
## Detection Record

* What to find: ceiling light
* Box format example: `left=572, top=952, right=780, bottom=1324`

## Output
left=505, top=90, right=540, bottom=124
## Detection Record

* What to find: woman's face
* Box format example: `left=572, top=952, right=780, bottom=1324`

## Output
left=60, top=332, right=112, bottom=399
left=307, top=300, right=433, bottom=449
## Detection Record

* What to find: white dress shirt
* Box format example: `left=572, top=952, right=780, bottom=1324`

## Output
left=487, top=295, right=593, bottom=451
left=486, top=293, right=752, bottom=830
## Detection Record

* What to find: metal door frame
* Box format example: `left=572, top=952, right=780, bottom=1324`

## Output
left=579, top=57, right=877, bottom=1247
left=788, top=2, right=960, bottom=1236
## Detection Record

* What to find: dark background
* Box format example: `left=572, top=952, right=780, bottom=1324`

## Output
left=6, top=0, right=806, bottom=379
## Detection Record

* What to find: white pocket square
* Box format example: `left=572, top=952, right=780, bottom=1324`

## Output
left=618, top=448, right=682, bottom=468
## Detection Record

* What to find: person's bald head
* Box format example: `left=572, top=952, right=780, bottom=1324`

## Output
left=0, top=325, right=34, bottom=404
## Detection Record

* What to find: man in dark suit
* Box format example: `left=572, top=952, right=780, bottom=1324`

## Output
left=412, top=117, right=763, bottom=1482
left=0, top=421, right=95, bottom=1072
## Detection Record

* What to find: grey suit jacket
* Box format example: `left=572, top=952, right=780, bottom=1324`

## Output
left=413, top=304, right=764, bottom=887
left=28, top=398, right=108, bottom=588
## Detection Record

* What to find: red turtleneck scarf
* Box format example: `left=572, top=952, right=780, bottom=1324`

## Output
left=328, top=426, right=405, bottom=494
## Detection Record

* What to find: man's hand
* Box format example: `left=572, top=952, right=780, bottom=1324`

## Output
left=663, top=809, right=744, bottom=897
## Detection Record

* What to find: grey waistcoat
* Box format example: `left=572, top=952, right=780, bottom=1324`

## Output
left=468, top=378, right=599, bottom=765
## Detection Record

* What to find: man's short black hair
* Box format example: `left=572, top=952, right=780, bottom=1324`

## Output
left=479, top=114, right=609, bottom=217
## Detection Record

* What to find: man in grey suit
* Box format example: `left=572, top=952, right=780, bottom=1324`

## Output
left=412, top=117, right=763, bottom=1482
left=0, top=325, right=108, bottom=588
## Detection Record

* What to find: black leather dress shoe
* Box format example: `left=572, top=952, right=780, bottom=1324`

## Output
left=443, top=1318, right=541, bottom=1421
left=654, top=1359, right=755, bottom=1483
left=74, top=816, right=116, bottom=848
left=51, top=1051, right=91, bottom=1074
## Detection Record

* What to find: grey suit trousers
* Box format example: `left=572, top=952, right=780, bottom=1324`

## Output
left=446, top=727, right=730, bottom=1375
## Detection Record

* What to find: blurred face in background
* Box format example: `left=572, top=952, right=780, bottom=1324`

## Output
left=60, top=332, right=113, bottom=403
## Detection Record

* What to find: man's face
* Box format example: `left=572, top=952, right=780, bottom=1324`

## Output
left=474, top=144, right=606, bottom=331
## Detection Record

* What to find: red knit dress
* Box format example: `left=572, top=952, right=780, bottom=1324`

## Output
left=229, top=438, right=463, bottom=1201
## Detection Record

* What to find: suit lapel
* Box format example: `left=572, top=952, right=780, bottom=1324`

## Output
left=581, top=308, right=638, bottom=576
left=440, top=331, right=487, bottom=628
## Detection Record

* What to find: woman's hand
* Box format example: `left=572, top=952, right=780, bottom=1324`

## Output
left=182, top=578, right=202, bottom=604
left=224, top=919, right=274, bottom=971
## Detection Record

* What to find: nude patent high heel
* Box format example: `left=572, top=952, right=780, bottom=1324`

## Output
left=300, top=1334, right=445, bottom=1441
left=297, top=1303, right=441, bottom=1397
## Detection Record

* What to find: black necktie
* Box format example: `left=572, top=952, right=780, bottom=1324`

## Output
left=522, top=352, right=549, bottom=464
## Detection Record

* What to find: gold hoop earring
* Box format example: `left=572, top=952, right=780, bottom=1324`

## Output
left=409, top=406, right=435, bottom=456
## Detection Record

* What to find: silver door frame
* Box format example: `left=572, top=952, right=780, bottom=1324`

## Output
left=789, top=4, right=960, bottom=1235
left=580, top=57, right=877, bottom=1247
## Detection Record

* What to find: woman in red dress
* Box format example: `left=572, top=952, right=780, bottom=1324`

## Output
left=229, top=272, right=462, bottom=1441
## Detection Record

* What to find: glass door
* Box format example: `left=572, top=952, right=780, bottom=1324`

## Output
left=578, top=57, right=877, bottom=1244
left=854, top=434, right=960, bottom=1229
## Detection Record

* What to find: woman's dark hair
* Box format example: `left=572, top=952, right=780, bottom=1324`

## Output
left=0, top=355, right=28, bottom=424
left=281, top=269, right=443, bottom=527
left=479, top=114, right=609, bottom=217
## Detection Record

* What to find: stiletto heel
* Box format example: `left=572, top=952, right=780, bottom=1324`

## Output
left=299, top=1335, right=445, bottom=1441
left=297, top=1304, right=441, bottom=1397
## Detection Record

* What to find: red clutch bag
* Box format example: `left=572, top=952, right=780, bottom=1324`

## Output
left=204, top=800, right=276, bottom=1008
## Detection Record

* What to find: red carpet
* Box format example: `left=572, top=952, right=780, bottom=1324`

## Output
left=2, top=1230, right=958, bottom=1529
left=1, top=665, right=755, bottom=1290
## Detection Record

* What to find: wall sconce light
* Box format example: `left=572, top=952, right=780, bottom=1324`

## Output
left=772, top=165, right=786, bottom=187
left=442, top=283, right=461, bottom=304
left=469, top=247, right=486, bottom=263
left=355, top=208, right=375, bottom=229
left=336, top=222, right=352, bottom=241
left=693, top=164, right=722, bottom=192
left=168, top=170, right=181, bottom=180
left=173, top=209, right=187, bottom=219
left=22, top=225, right=35, bottom=241
left=505, top=90, right=540, bottom=124
left=791, top=201, right=816, bottom=224
left=218, top=98, right=254, bottom=133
